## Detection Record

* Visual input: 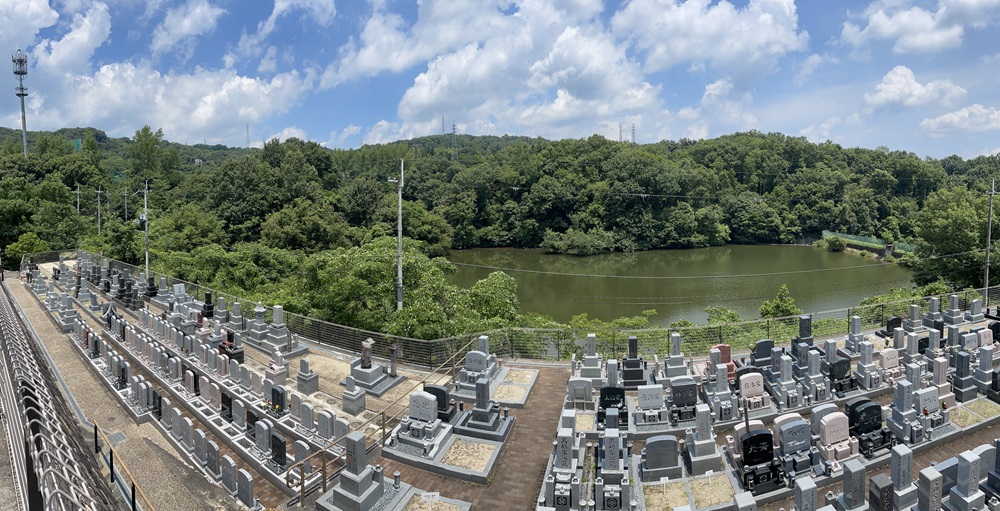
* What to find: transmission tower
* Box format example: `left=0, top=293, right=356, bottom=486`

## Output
left=12, top=49, right=28, bottom=157
left=631, top=123, right=636, bottom=145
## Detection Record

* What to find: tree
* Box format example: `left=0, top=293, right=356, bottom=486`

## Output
left=130, top=125, right=164, bottom=181
left=4, top=232, right=49, bottom=269
left=83, top=130, right=102, bottom=169
left=759, top=284, right=803, bottom=318
left=705, top=306, right=741, bottom=324
left=152, top=203, right=228, bottom=253
left=261, top=198, right=349, bottom=252
left=911, top=186, right=985, bottom=288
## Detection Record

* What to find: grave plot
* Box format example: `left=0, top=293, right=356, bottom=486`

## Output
left=316, top=432, right=473, bottom=511
left=382, top=390, right=505, bottom=484
left=451, top=335, right=538, bottom=408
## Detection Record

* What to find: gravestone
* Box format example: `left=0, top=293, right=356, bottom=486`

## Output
left=423, top=384, right=456, bottom=422
left=949, top=450, right=985, bottom=511
left=892, top=444, right=917, bottom=511
left=917, top=466, right=943, bottom=511
left=221, top=455, right=237, bottom=494
left=237, top=469, right=256, bottom=509
left=317, top=410, right=334, bottom=440
left=342, top=374, right=367, bottom=416
left=640, top=434, right=681, bottom=481
left=954, top=351, right=978, bottom=402
left=297, top=357, right=320, bottom=394
left=684, top=403, right=723, bottom=476
left=315, top=432, right=385, bottom=511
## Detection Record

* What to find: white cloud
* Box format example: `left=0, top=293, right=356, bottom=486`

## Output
left=326, top=125, right=361, bottom=147
left=32, top=2, right=111, bottom=74
left=841, top=0, right=1000, bottom=55
left=611, top=0, right=808, bottom=77
left=258, top=46, right=278, bottom=73
left=150, top=0, right=226, bottom=58
left=11, top=61, right=319, bottom=146
left=864, top=66, right=966, bottom=107
left=795, top=53, right=837, bottom=85
left=324, top=0, right=606, bottom=88
left=237, top=0, right=336, bottom=60
left=919, top=104, right=1000, bottom=132
left=266, top=126, right=308, bottom=143
left=799, top=113, right=863, bottom=141
left=0, top=0, right=59, bottom=55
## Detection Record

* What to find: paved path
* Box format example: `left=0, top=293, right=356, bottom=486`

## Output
left=375, top=364, right=570, bottom=510
left=5, top=280, right=246, bottom=511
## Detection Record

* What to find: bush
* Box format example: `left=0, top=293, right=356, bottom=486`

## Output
left=824, top=236, right=846, bottom=252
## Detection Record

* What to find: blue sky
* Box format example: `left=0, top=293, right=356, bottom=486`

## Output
left=2, top=0, right=1000, bottom=159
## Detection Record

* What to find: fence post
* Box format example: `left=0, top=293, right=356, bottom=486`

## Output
left=880, top=303, right=885, bottom=326
left=110, top=448, right=115, bottom=483
left=94, top=424, right=99, bottom=454
left=767, top=319, right=770, bottom=339
left=131, top=482, right=136, bottom=511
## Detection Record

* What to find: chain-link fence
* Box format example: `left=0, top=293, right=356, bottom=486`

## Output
left=22, top=250, right=997, bottom=366
left=821, top=230, right=917, bottom=253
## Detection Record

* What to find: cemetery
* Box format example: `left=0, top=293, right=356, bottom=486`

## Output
left=12, top=251, right=1000, bottom=511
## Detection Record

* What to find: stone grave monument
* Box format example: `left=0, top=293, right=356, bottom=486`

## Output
left=682, top=403, right=723, bottom=476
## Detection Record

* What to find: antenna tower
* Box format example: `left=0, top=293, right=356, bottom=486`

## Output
left=246, top=124, right=250, bottom=147
left=631, top=123, right=636, bottom=145
left=618, top=123, right=623, bottom=143
left=12, top=49, right=28, bottom=157
left=452, top=122, right=457, bottom=160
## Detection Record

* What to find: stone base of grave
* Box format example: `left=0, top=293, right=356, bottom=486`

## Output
left=341, top=360, right=406, bottom=398
left=342, top=388, right=366, bottom=416
left=451, top=366, right=538, bottom=409
left=56, top=316, right=76, bottom=333
left=955, top=383, right=979, bottom=403
left=382, top=433, right=503, bottom=484
left=297, top=371, right=319, bottom=395
left=638, top=458, right=683, bottom=482
left=314, top=470, right=388, bottom=511
left=240, top=335, right=310, bottom=360
left=264, top=366, right=288, bottom=386
left=683, top=441, right=723, bottom=476
left=453, top=411, right=515, bottom=442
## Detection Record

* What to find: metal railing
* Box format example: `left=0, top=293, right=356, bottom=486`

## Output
left=21, top=249, right=996, bottom=365
left=92, top=422, right=155, bottom=511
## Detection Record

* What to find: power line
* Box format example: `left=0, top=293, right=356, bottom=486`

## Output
left=447, top=250, right=980, bottom=280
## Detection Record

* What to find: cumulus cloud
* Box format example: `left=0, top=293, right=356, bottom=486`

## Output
left=237, top=0, right=336, bottom=60
left=32, top=2, right=111, bottom=74
left=258, top=46, right=278, bottom=73
left=919, top=104, right=1000, bottom=132
left=325, top=125, right=361, bottom=147
left=0, top=0, right=59, bottom=53
left=799, top=113, right=863, bottom=141
left=12, top=62, right=318, bottom=145
left=864, top=66, right=966, bottom=107
left=611, top=0, right=808, bottom=77
left=840, top=0, right=1000, bottom=55
left=150, top=0, right=226, bottom=58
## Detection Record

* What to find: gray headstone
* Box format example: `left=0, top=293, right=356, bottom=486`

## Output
left=206, top=440, right=220, bottom=476
left=637, top=384, right=663, bottom=409
left=956, top=450, right=981, bottom=497
left=555, top=428, right=575, bottom=469
left=237, top=469, right=254, bottom=508
left=194, top=428, right=207, bottom=463
left=779, top=419, right=811, bottom=455
left=795, top=475, right=818, bottom=511
left=607, top=359, right=620, bottom=387
left=221, top=455, right=236, bottom=493
left=843, top=458, right=867, bottom=509
left=603, top=428, right=622, bottom=470
left=465, top=351, right=488, bottom=372
left=586, top=334, right=596, bottom=357
left=317, top=410, right=334, bottom=439
left=334, top=418, right=350, bottom=440
left=409, top=391, right=437, bottom=423
left=644, top=435, right=679, bottom=469
left=917, top=465, right=943, bottom=511
left=344, top=432, right=367, bottom=474
left=892, top=444, right=913, bottom=491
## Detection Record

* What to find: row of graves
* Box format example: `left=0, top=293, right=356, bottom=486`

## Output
left=729, top=438, right=1000, bottom=511
left=380, top=335, right=539, bottom=483
left=539, top=295, right=1000, bottom=510
left=25, top=257, right=476, bottom=511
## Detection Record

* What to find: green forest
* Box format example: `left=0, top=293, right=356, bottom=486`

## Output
left=1, top=126, right=998, bottom=339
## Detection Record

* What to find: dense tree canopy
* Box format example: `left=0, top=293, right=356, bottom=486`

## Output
left=2, top=126, right=999, bottom=337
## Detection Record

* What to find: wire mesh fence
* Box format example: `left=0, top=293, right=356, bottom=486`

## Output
left=821, top=230, right=917, bottom=253
left=21, top=250, right=997, bottom=366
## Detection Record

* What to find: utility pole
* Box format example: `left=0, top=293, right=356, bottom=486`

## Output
left=143, top=180, right=149, bottom=279
left=76, top=184, right=80, bottom=213
left=388, top=159, right=404, bottom=311
left=986, top=178, right=996, bottom=305
left=122, top=188, right=129, bottom=222
left=96, top=187, right=103, bottom=234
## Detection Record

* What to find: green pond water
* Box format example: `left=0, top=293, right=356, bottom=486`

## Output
left=446, top=245, right=914, bottom=327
